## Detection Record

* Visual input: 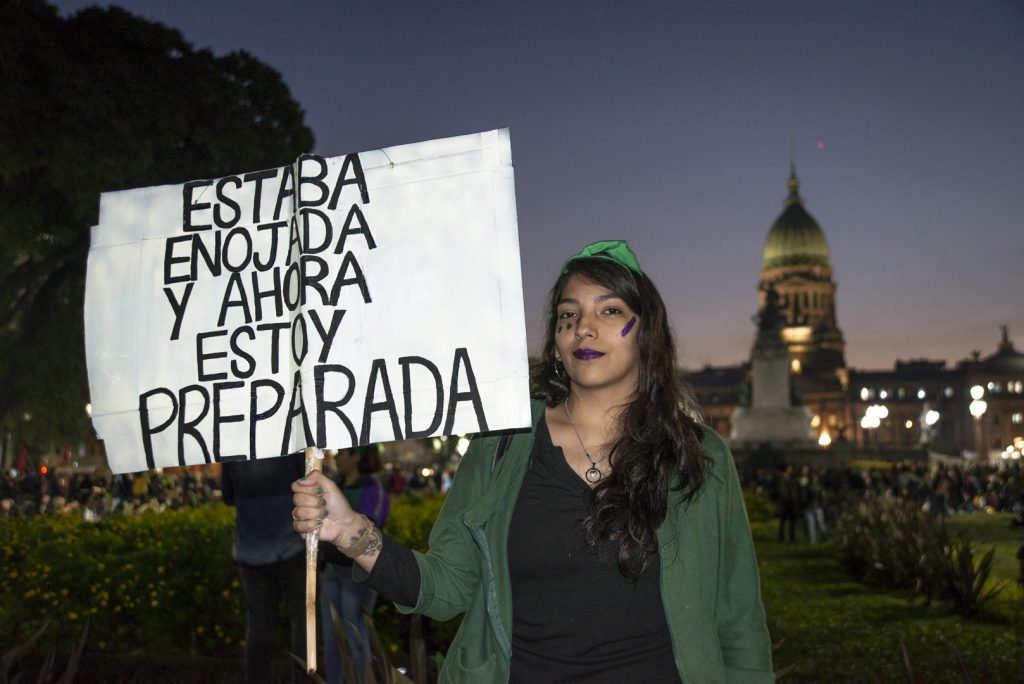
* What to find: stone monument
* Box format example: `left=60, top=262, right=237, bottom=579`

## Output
left=730, top=287, right=816, bottom=448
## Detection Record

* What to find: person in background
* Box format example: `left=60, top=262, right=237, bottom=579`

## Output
left=775, top=464, right=800, bottom=542
left=222, top=452, right=310, bottom=684
left=800, top=465, right=827, bottom=544
left=319, top=447, right=390, bottom=684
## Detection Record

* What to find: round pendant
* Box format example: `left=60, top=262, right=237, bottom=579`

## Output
left=585, top=467, right=602, bottom=483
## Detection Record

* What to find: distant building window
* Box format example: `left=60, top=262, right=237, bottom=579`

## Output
left=897, top=387, right=906, bottom=399
left=879, top=389, right=888, bottom=400
left=1013, top=412, right=1022, bottom=424
left=828, top=414, right=838, bottom=427
left=944, top=387, right=954, bottom=398
left=917, top=388, right=926, bottom=400
left=988, top=381, right=1002, bottom=393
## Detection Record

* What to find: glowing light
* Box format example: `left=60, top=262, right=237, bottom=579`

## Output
left=879, top=390, right=888, bottom=400
left=917, top=389, right=926, bottom=400
left=818, top=429, right=832, bottom=447
left=791, top=359, right=802, bottom=374
left=782, top=326, right=812, bottom=343
left=905, top=420, right=913, bottom=429
left=970, top=385, right=984, bottom=401
left=866, top=404, right=889, bottom=420
left=860, top=387, right=870, bottom=401
left=811, top=414, right=821, bottom=428
left=925, top=410, right=940, bottom=426
left=455, top=437, right=471, bottom=456
left=420, top=467, right=434, bottom=478
left=969, top=399, right=987, bottom=418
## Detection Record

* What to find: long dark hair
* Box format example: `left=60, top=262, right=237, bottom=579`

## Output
left=531, top=258, right=708, bottom=579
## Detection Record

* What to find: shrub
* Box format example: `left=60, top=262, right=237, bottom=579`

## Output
left=832, top=495, right=1005, bottom=617
left=0, top=506, right=243, bottom=658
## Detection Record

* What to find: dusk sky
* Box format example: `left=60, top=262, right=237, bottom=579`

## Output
left=56, top=0, right=1024, bottom=370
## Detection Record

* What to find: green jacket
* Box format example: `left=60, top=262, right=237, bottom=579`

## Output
left=398, top=401, right=774, bottom=683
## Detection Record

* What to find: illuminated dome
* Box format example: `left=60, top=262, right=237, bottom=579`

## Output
left=762, top=166, right=831, bottom=270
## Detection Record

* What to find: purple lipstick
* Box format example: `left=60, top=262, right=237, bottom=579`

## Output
left=573, top=348, right=604, bottom=360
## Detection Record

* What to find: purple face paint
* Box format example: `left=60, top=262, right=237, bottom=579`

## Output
left=621, top=316, right=637, bottom=337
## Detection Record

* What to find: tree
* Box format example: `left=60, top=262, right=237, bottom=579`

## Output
left=0, top=0, right=315, bottom=447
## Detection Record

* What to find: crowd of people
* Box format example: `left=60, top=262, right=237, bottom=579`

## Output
left=5, top=457, right=1022, bottom=530
left=0, top=461, right=456, bottom=520
left=745, top=461, right=1024, bottom=543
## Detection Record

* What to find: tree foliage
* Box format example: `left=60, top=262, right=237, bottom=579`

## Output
left=0, top=0, right=314, bottom=446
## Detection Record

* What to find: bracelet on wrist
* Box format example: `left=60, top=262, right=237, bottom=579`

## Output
left=335, top=514, right=375, bottom=558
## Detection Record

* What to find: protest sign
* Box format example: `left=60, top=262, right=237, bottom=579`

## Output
left=86, top=129, right=530, bottom=474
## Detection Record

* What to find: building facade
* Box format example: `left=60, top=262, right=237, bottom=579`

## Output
left=685, top=170, right=1024, bottom=464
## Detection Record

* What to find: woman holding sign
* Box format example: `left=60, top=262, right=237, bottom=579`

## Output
left=293, top=240, right=773, bottom=683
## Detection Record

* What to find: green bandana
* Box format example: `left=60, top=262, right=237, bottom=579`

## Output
left=561, top=240, right=643, bottom=276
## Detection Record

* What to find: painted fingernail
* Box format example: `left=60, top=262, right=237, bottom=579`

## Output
left=316, top=519, right=323, bottom=527
left=316, top=486, right=323, bottom=495
left=300, top=475, right=307, bottom=481
left=321, top=498, right=327, bottom=506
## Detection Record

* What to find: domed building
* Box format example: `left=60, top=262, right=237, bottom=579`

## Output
left=759, top=164, right=847, bottom=385
left=685, top=166, right=1024, bottom=464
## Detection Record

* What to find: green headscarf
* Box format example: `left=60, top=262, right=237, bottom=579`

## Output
left=560, top=239, right=643, bottom=276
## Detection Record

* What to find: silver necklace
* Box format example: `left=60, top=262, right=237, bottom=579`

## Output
left=564, top=400, right=603, bottom=483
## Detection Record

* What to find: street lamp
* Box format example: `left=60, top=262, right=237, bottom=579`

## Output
left=919, top=407, right=941, bottom=446
left=969, top=385, right=988, bottom=463
left=860, top=404, right=887, bottom=450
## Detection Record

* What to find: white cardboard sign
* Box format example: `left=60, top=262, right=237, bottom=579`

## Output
left=85, top=129, right=530, bottom=474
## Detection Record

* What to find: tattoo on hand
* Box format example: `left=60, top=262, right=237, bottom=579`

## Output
left=348, top=526, right=368, bottom=547
left=363, top=527, right=383, bottom=558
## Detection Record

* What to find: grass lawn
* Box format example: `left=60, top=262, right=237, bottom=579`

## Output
left=754, top=515, right=1024, bottom=683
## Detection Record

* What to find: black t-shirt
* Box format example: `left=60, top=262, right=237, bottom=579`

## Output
left=507, top=418, right=680, bottom=683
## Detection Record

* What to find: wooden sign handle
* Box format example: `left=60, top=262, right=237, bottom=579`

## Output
left=304, top=447, right=323, bottom=673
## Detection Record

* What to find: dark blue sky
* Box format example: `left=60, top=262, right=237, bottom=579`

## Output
left=56, top=0, right=1024, bottom=369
